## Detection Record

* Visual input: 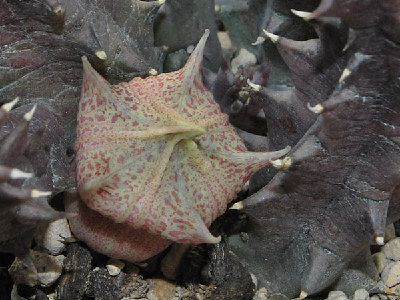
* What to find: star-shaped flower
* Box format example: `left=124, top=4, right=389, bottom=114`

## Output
left=65, top=30, right=289, bottom=262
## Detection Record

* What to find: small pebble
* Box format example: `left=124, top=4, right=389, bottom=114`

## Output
left=36, top=254, right=65, bottom=287
left=253, top=287, right=268, bottom=300
left=382, top=238, right=400, bottom=261
left=269, top=294, right=288, bottom=300
left=186, top=44, right=195, bottom=54
left=120, top=271, right=148, bottom=299
left=326, top=290, right=348, bottom=300
left=146, top=278, right=177, bottom=300
left=373, top=252, right=388, bottom=274
left=384, top=282, right=400, bottom=296
left=195, top=292, right=203, bottom=300
left=381, top=261, right=400, bottom=287
left=353, top=288, right=369, bottom=300
left=240, top=232, right=249, bottom=242
left=47, top=293, right=56, bottom=300
left=34, top=218, right=72, bottom=255
left=8, top=250, right=65, bottom=287
left=106, top=258, right=125, bottom=276
left=231, top=48, right=257, bottom=74
left=252, top=287, right=288, bottom=300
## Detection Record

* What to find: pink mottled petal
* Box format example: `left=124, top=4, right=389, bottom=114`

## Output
left=73, top=30, right=290, bottom=260
left=65, top=194, right=171, bottom=262
left=135, top=139, right=222, bottom=244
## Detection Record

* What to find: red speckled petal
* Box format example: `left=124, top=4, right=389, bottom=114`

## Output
left=65, top=194, right=171, bottom=262
left=73, top=30, right=289, bottom=259
left=128, top=139, right=222, bottom=244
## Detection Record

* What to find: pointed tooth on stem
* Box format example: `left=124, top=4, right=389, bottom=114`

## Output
left=31, top=190, right=52, bottom=198
left=23, top=104, right=37, bottom=121
left=10, top=168, right=33, bottom=179
left=271, top=156, right=292, bottom=170
left=262, top=30, right=280, bottom=43
left=230, top=201, right=244, bottom=210
left=291, top=9, right=313, bottom=21
left=339, top=68, right=351, bottom=83
left=343, top=29, right=356, bottom=52
left=95, top=50, right=107, bottom=61
left=307, top=103, right=324, bottom=114
left=272, top=159, right=284, bottom=170
left=247, top=79, right=262, bottom=92
left=376, top=236, right=385, bottom=245
left=252, top=36, right=266, bottom=46
left=240, top=145, right=291, bottom=168
left=1, top=97, right=19, bottom=112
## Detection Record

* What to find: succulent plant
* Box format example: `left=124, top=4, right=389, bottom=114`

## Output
left=0, top=99, right=68, bottom=271
left=2, top=0, right=400, bottom=298
left=224, top=0, right=400, bottom=297
left=0, top=0, right=167, bottom=270
left=65, top=30, right=290, bottom=262
left=0, top=0, right=165, bottom=148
